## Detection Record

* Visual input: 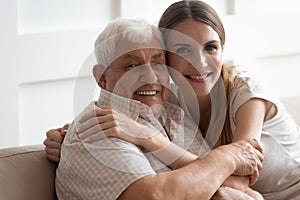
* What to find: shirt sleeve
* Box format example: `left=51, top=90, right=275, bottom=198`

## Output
left=230, top=73, right=279, bottom=132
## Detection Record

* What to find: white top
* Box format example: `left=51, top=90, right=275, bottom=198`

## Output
left=230, top=73, right=300, bottom=200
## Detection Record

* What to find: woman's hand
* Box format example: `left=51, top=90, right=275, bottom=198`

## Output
left=77, top=107, right=157, bottom=146
left=43, top=123, right=69, bottom=162
left=77, top=107, right=199, bottom=169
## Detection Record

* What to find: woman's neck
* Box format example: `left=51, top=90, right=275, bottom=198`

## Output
left=188, top=95, right=211, bottom=136
left=197, top=94, right=211, bottom=136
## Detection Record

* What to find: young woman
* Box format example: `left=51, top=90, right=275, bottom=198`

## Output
left=157, top=2, right=300, bottom=199
left=45, top=1, right=300, bottom=199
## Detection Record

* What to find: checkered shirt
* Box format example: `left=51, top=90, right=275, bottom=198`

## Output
left=56, top=89, right=210, bottom=200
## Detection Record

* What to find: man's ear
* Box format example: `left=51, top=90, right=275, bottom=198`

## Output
left=93, top=64, right=106, bottom=89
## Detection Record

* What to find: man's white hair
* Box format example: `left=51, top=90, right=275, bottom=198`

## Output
left=94, top=18, right=164, bottom=67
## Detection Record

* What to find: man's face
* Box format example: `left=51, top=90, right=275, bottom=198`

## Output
left=100, top=36, right=169, bottom=109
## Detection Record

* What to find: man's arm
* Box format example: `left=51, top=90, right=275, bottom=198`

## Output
left=47, top=123, right=262, bottom=199
left=118, top=140, right=263, bottom=200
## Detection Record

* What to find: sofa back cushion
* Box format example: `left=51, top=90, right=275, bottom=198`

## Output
left=281, top=96, right=300, bottom=126
left=0, top=144, right=57, bottom=200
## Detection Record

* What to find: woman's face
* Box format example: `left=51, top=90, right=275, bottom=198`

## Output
left=165, top=19, right=223, bottom=97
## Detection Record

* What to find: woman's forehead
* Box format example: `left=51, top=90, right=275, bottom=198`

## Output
left=166, top=20, right=220, bottom=45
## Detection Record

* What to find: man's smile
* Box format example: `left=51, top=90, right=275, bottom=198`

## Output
left=135, top=90, right=159, bottom=96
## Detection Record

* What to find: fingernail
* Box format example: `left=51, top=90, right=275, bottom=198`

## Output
left=78, top=133, right=84, bottom=140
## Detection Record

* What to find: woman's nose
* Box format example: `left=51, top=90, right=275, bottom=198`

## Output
left=191, top=49, right=209, bottom=70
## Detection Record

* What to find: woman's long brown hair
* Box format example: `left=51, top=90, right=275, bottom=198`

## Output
left=159, top=0, right=240, bottom=147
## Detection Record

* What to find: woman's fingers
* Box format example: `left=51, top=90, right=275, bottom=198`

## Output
left=79, top=107, right=112, bottom=123
left=78, top=121, right=117, bottom=140
left=83, top=130, right=108, bottom=143
left=77, top=106, right=146, bottom=145
left=77, top=107, right=116, bottom=133
left=77, top=115, right=110, bottom=133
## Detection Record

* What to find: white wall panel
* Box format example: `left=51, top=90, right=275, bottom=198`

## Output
left=18, top=0, right=119, bottom=34
left=1, top=0, right=300, bottom=148
left=18, top=76, right=97, bottom=146
left=19, top=79, right=76, bottom=145
left=0, top=0, right=118, bottom=148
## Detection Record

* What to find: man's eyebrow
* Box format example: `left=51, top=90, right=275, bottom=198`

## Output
left=123, top=54, right=140, bottom=60
left=152, top=52, right=164, bottom=59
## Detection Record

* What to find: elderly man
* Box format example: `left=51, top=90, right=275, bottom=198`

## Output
left=53, top=18, right=263, bottom=200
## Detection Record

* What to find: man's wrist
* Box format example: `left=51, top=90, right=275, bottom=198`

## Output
left=206, top=147, right=236, bottom=174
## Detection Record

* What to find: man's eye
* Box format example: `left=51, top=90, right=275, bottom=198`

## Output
left=151, top=63, right=166, bottom=71
left=127, top=64, right=138, bottom=68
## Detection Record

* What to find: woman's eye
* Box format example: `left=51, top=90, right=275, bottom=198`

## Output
left=176, top=47, right=190, bottom=54
left=204, top=45, right=217, bottom=53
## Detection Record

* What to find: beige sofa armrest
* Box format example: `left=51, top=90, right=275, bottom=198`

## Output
left=0, top=144, right=57, bottom=200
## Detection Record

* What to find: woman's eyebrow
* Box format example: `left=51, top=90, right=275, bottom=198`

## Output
left=205, top=40, right=219, bottom=45
left=171, top=43, right=190, bottom=47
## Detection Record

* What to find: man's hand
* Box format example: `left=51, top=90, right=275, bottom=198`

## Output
left=212, top=186, right=264, bottom=200
left=219, top=139, right=264, bottom=186
left=43, top=124, right=69, bottom=162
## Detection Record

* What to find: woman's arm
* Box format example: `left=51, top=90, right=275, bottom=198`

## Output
left=229, top=98, right=273, bottom=187
left=43, top=106, right=263, bottom=199
left=77, top=107, right=263, bottom=191
left=233, top=98, right=273, bottom=142
left=77, top=107, right=198, bottom=169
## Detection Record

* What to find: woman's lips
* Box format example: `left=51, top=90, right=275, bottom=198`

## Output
left=185, top=72, right=212, bottom=83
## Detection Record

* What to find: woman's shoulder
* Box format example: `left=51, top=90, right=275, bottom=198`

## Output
left=232, top=70, right=271, bottom=95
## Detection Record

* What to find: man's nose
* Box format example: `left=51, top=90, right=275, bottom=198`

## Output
left=139, top=64, right=158, bottom=83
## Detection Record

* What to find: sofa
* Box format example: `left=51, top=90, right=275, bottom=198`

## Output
left=0, top=144, right=57, bottom=200
left=0, top=96, right=299, bottom=200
